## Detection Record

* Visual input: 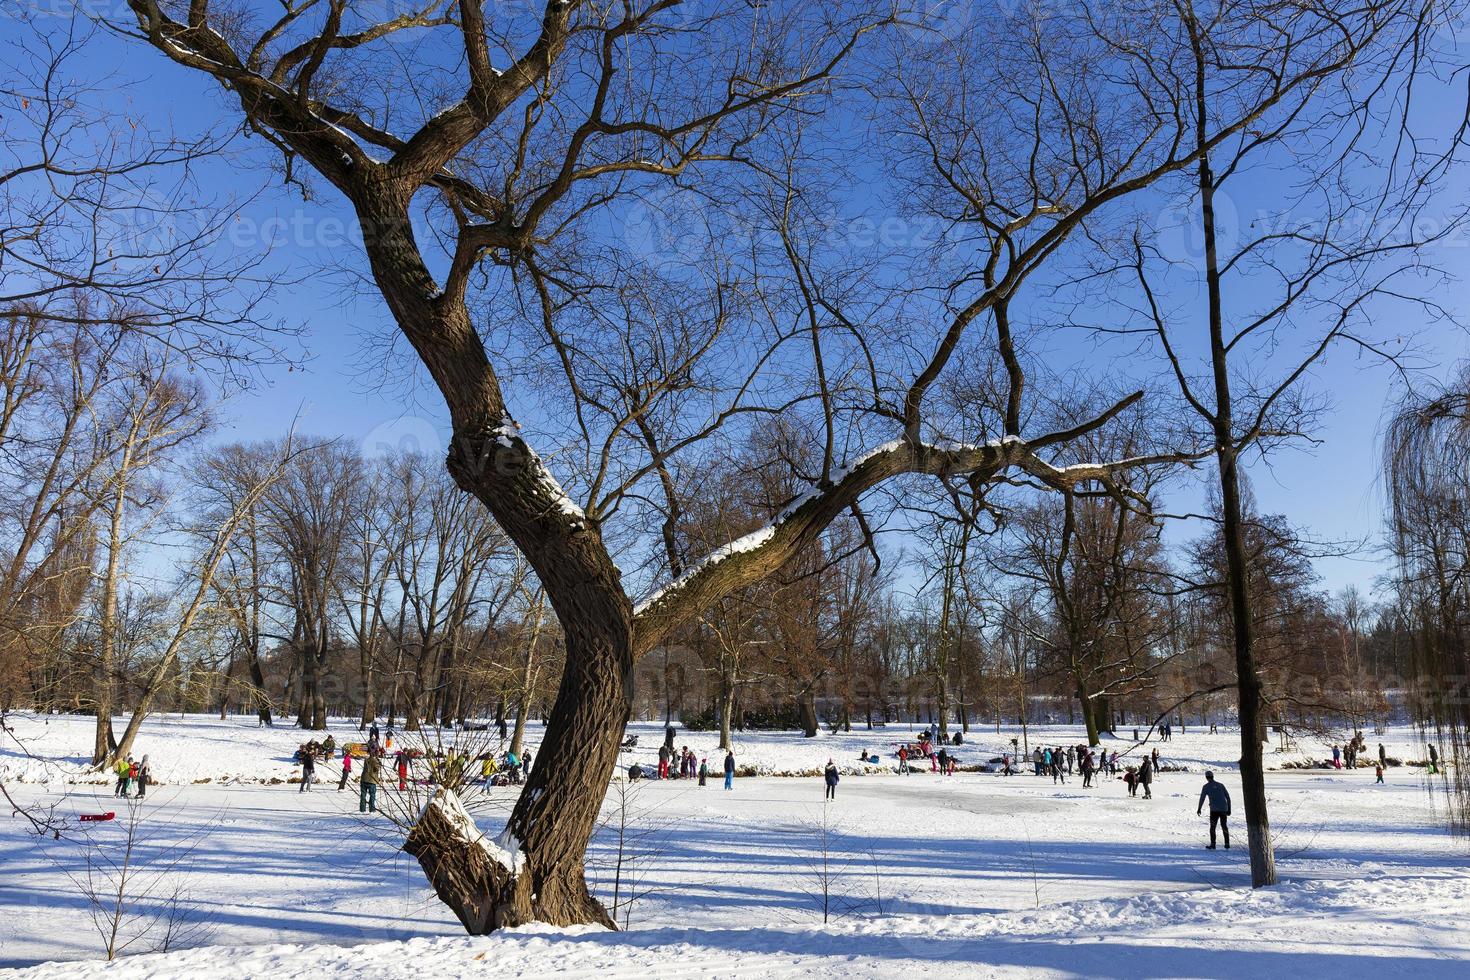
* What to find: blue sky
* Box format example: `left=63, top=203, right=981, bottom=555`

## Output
left=73, top=8, right=1470, bottom=601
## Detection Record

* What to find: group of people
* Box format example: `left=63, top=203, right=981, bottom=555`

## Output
left=657, top=743, right=700, bottom=780
left=632, top=747, right=736, bottom=789
left=110, top=755, right=149, bottom=798
left=1331, top=732, right=1369, bottom=770
left=894, top=729, right=962, bottom=774
left=994, top=742, right=1168, bottom=798
left=1122, top=757, right=1156, bottom=798
left=479, top=748, right=532, bottom=789
left=1018, top=744, right=1129, bottom=781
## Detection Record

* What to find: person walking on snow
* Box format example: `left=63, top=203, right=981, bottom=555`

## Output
left=1332, top=744, right=1342, bottom=769
left=299, top=748, right=316, bottom=792
left=1139, top=757, right=1153, bottom=799
left=338, top=750, right=354, bottom=790
left=824, top=760, right=840, bottom=800
left=658, top=743, right=670, bottom=780
left=1197, top=771, right=1231, bottom=849
left=360, top=752, right=382, bottom=813
left=698, top=757, right=708, bottom=786
left=136, top=755, right=150, bottom=799
left=396, top=751, right=409, bottom=791
left=723, top=749, right=735, bottom=790
left=481, top=753, right=497, bottom=791
left=1375, top=763, right=1385, bottom=784
left=898, top=745, right=909, bottom=774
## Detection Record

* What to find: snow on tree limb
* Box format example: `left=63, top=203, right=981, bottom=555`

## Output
left=631, top=407, right=1193, bottom=656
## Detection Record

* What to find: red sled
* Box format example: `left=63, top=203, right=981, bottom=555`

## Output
left=79, top=812, right=115, bottom=822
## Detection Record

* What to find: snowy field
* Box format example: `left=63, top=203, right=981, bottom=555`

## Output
left=2, top=713, right=1467, bottom=978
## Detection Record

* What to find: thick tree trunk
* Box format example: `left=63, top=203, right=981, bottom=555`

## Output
left=934, top=666, right=950, bottom=741
left=717, top=661, right=735, bottom=751
left=406, top=583, right=630, bottom=929
left=797, top=689, right=818, bottom=738
left=1076, top=676, right=1099, bottom=746
left=359, top=639, right=376, bottom=728
left=247, top=652, right=272, bottom=726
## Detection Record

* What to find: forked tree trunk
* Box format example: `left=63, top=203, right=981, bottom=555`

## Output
left=405, top=584, right=631, bottom=929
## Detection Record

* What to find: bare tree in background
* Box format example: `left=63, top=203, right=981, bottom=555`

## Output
left=0, top=15, right=290, bottom=827
left=88, top=355, right=212, bottom=765
left=1104, top=0, right=1467, bottom=886
left=1384, top=365, right=1470, bottom=832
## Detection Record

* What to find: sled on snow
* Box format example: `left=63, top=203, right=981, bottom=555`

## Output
left=79, top=812, right=116, bottom=822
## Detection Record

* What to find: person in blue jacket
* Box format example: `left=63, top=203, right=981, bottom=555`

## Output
left=824, top=760, right=839, bottom=800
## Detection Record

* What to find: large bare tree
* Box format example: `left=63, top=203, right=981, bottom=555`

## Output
left=115, top=0, right=1365, bottom=929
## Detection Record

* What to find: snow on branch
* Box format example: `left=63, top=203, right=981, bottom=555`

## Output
left=633, top=435, right=1014, bottom=618
left=491, top=417, right=585, bottom=521
left=420, top=787, right=526, bottom=875
left=632, top=427, right=1186, bottom=639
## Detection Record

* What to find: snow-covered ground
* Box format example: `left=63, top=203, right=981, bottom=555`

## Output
left=2, top=713, right=1466, bottom=977
left=0, top=711, right=1442, bottom=787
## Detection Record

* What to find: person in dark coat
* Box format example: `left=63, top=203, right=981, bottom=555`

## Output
left=657, top=743, right=670, bottom=779
left=723, top=750, right=735, bottom=790
left=1139, top=757, right=1153, bottom=799
left=1378, top=743, right=1387, bottom=768
left=1197, top=771, right=1231, bottom=849
left=299, top=749, right=316, bottom=792
left=824, top=760, right=840, bottom=800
